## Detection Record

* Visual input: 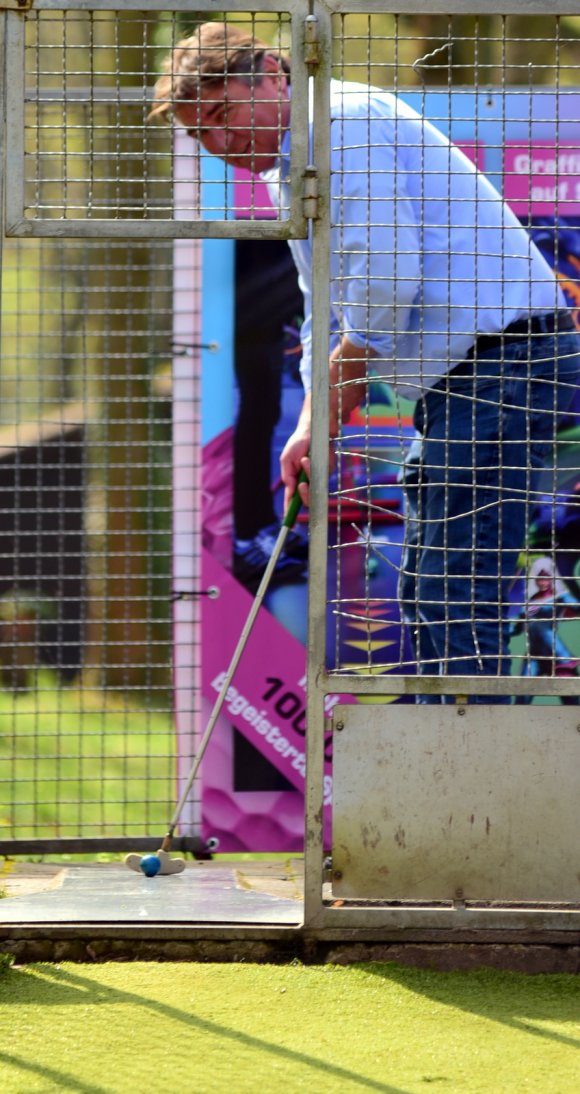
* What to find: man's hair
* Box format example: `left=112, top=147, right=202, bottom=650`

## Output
left=149, top=21, right=290, bottom=122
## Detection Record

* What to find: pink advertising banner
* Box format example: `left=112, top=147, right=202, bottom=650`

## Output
left=233, top=168, right=276, bottom=218
left=201, top=549, right=333, bottom=850
left=504, top=142, right=580, bottom=215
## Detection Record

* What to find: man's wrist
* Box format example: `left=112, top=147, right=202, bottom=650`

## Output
left=296, top=391, right=312, bottom=433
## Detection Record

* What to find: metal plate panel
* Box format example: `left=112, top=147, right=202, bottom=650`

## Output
left=332, top=704, right=580, bottom=902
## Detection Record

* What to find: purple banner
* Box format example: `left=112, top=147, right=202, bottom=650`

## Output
left=504, top=142, right=580, bottom=215
left=201, top=548, right=334, bottom=849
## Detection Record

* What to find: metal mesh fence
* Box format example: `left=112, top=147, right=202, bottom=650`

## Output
left=324, top=12, right=580, bottom=698
left=1, top=4, right=579, bottom=863
left=22, top=11, right=170, bottom=220
left=0, top=227, right=201, bottom=845
left=5, top=8, right=303, bottom=233
left=0, top=3, right=302, bottom=856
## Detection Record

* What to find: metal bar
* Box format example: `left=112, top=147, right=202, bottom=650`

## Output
left=17, top=0, right=301, bottom=11
left=316, top=674, right=580, bottom=697
left=0, top=837, right=209, bottom=855
left=308, top=904, right=580, bottom=932
left=3, top=11, right=24, bottom=233
left=6, top=217, right=306, bottom=239
left=26, top=88, right=177, bottom=103
left=303, top=0, right=332, bottom=931
left=322, top=0, right=580, bottom=13
left=6, top=0, right=578, bottom=11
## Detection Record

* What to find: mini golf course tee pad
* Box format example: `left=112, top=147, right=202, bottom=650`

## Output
left=124, top=849, right=186, bottom=876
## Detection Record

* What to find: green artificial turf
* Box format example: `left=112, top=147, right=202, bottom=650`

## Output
left=0, top=961, right=578, bottom=1093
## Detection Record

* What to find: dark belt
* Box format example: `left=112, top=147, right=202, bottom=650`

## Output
left=452, top=311, right=576, bottom=375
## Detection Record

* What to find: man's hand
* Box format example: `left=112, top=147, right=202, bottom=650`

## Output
left=280, top=340, right=372, bottom=512
left=280, top=393, right=312, bottom=511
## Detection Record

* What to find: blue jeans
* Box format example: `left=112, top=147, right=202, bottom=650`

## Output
left=400, top=325, right=580, bottom=703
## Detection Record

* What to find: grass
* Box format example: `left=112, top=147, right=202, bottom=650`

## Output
left=0, top=679, right=175, bottom=843
left=0, top=961, right=578, bottom=1092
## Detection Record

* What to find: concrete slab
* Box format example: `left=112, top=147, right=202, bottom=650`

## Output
left=1, top=862, right=64, bottom=898
left=0, top=861, right=303, bottom=926
left=2, top=860, right=577, bottom=973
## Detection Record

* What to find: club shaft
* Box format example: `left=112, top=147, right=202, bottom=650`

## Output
left=167, top=522, right=292, bottom=835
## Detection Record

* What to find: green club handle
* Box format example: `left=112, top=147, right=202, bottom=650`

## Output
left=283, top=468, right=308, bottom=529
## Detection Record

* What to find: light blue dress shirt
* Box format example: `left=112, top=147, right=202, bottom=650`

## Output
left=262, top=80, right=564, bottom=399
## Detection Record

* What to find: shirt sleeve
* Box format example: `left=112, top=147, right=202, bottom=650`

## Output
left=296, top=277, right=313, bottom=391
left=298, top=290, right=340, bottom=391
left=330, top=116, right=421, bottom=360
left=288, top=241, right=339, bottom=393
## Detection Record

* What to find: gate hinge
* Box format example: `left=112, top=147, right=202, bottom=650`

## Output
left=303, top=14, right=320, bottom=70
left=0, top=0, right=33, bottom=10
left=302, top=165, right=319, bottom=220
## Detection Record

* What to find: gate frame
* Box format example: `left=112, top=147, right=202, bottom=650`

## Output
left=303, top=0, right=580, bottom=939
left=1, top=1, right=579, bottom=940
left=0, top=0, right=314, bottom=858
left=2, top=0, right=312, bottom=240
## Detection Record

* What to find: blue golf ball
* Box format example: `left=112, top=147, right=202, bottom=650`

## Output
left=139, top=854, right=161, bottom=877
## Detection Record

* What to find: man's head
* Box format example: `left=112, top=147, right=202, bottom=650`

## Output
left=150, top=22, right=291, bottom=172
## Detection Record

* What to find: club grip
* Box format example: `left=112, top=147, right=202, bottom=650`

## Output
left=283, top=468, right=308, bottom=529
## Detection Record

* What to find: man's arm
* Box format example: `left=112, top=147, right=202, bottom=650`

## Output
left=280, top=337, right=373, bottom=509
left=280, top=390, right=312, bottom=510
left=328, top=338, right=370, bottom=435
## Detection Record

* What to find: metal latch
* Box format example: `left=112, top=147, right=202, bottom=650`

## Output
left=303, top=14, right=320, bottom=70
left=303, top=165, right=319, bottom=221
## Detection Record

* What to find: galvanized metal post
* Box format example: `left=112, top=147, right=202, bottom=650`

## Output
left=303, top=0, right=332, bottom=929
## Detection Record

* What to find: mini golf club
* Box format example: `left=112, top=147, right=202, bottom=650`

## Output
left=125, top=473, right=306, bottom=876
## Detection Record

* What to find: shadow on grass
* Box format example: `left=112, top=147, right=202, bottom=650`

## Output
left=361, top=963, right=580, bottom=1051
left=0, top=964, right=409, bottom=1094
left=0, top=1049, right=109, bottom=1094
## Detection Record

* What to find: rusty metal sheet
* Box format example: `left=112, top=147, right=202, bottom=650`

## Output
left=332, top=705, right=580, bottom=902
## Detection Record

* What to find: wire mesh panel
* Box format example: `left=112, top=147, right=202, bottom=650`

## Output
left=302, top=3, right=580, bottom=929
left=0, top=229, right=197, bottom=849
left=0, top=4, right=315, bottom=855
left=316, top=8, right=580, bottom=700
left=4, top=3, right=310, bottom=238
left=0, top=0, right=579, bottom=929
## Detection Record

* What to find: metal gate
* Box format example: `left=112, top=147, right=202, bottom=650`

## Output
left=0, top=2, right=310, bottom=858
left=302, top=1, right=580, bottom=938
left=1, top=2, right=579, bottom=939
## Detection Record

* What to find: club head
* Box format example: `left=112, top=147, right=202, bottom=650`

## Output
left=123, top=850, right=186, bottom=875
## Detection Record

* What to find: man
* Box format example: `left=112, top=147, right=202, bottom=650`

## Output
left=152, top=21, right=580, bottom=700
